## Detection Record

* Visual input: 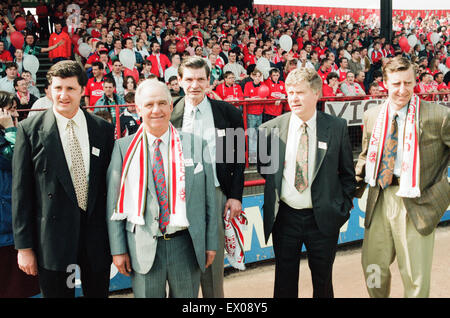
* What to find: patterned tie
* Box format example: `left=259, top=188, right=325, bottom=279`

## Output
left=377, top=114, right=398, bottom=189
left=295, top=123, right=308, bottom=193
left=152, top=139, right=170, bottom=234
left=67, top=120, right=88, bottom=211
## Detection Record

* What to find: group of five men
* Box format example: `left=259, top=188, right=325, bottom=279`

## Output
left=11, top=55, right=449, bottom=298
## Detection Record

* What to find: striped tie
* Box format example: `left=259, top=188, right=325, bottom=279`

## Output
left=378, top=114, right=398, bottom=189
left=152, top=139, right=170, bottom=234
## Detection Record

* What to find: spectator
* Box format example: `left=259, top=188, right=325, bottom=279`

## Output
left=94, top=77, right=125, bottom=123
left=317, top=58, right=332, bottom=84
left=348, top=49, right=363, bottom=77
left=337, top=57, right=350, bottom=83
left=119, top=91, right=140, bottom=137
left=48, top=22, right=71, bottom=63
left=29, top=81, right=52, bottom=117
left=0, top=63, right=18, bottom=94
left=0, top=42, right=12, bottom=64
left=297, top=49, right=315, bottom=70
left=84, top=61, right=105, bottom=107
left=21, top=70, right=40, bottom=99
left=0, top=90, right=40, bottom=298
left=340, top=71, right=366, bottom=96
left=106, top=59, right=125, bottom=97
left=223, top=50, right=247, bottom=82
left=164, top=53, right=181, bottom=83
left=123, top=75, right=137, bottom=96
left=109, top=38, right=122, bottom=62
left=434, top=72, right=448, bottom=91
left=146, top=41, right=171, bottom=81
left=13, top=76, right=38, bottom=121
left=23, top=34, right=62, bottom=57
left=244, top=68, right=265, bottom=161
left=355, top=71, right=367, bottom=93
left=167, top=75, right=185, bottom=97
left=214, top=71, right=244, bottom=102
left=322, top=72, right=344, bottom=97
left=263, top=68, right=286, bottom=122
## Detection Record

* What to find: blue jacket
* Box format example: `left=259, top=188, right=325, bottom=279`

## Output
left=0, top=129, right=14, bottom=247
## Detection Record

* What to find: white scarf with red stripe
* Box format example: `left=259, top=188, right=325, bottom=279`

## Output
left=111, top=123, right=188, bottom=225
left=365, top=94, right=421, bottom=198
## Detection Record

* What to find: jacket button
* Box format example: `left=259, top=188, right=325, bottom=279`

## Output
left=48, top=193, right=53, bottom=199
left=43, top=168, right=47, bottom=173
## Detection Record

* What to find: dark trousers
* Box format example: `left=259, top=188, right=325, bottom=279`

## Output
left=272, top=201, right=339, bottom=298
left=37, top=212, right=110, bottom=298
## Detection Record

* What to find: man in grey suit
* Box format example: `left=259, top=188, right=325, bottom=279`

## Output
left=106, top=79, right=217, bottom=298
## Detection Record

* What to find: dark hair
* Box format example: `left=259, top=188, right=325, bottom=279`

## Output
left=13, top=76, right=26, bottom=88
left=326, top=72, right=339, bottom=81
left=92, top=61, right=104, bottom=70
left=4, top=62, right=18, bottom=70
left=47, top=60, right=88, bottom=87
left=178, top=56, right=210, bottom=79
left=124, top=92, right=135, bottom=103
left=103, top=76, right=116, bottom=87
left=0, top=91, right=14, bottom=109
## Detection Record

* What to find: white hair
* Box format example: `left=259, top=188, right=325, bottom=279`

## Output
left=135, top=79, right=172, bottom=109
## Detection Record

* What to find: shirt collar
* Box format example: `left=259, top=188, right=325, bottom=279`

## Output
left=146, top=127, right=170, bottom=147
left=53, top=107, right=85, bottom=130
left=186, top=96, right=209, bottom=115
left=389, top=102, right=408, bottom=120
left=291, top=110, right=317, bottom=132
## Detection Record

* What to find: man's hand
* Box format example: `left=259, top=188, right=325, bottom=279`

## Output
left=223, top=198, right=242, bottom=220
left=205, top=250, right=216, bottom=268
left=0, top=108, right=14, bottom=129
left=17, top=248, right=38, bottom=276
left=113, top=253, right=132, bottom=276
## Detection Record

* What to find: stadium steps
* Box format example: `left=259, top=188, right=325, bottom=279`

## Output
left=35, top=39, right=52, bottom=95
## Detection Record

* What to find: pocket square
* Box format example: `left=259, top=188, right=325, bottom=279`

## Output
left=194, top=162, right=203, bottom=174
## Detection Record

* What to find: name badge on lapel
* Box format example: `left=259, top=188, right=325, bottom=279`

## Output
left=318, top=141, right=327, bottom=150
left=184, top=158, right=194, bottom=167
left=217, top=129, right=226, bottom=137
left=92, top=147, right=100, bottom=157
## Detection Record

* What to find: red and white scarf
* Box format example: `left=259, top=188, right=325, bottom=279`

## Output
left=224, top=210, right=247, bottom=270
left=111, top=123, right=188, bottom=225
left=365, top=94, right=421, bottom=198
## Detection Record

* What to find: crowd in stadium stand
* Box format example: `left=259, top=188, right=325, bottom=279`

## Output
left=0, top=1, right=449, bottom=135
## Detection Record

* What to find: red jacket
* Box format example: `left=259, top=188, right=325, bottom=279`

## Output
left=146, top=53, right=171, bottom=78
left=215, top=83, right=244, bottom=101
left=263, top=79, right=286, bottom=116
left=244, top=82, right=264, bottom=115
left=48, top=31, right=71, bottom=59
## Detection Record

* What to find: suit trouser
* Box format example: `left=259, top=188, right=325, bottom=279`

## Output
left=200, top=187, right=226, bottom=298
left=272, top=201, right=339, bottom=298
left=361, top=185, right=435, bottom=298
left=131, top=230, right=201, bottom=298
left=37, top=211, right=110, bottom=298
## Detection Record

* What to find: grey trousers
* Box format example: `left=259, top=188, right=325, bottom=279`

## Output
left=131, top=231, right=201, bottom=298
left=200, top=187, right=226, bottom=298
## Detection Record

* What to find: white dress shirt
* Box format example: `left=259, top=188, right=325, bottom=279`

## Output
left=182, top=96, right=220, bottom=187
left=280, top=111, right=317, bottom=209
left=53, top=108, right=90, bottom=182
left=146, top=128, right=189, bottom=235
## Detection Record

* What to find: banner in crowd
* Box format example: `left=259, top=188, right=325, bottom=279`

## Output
left=324, top=99, right=450, bottom=126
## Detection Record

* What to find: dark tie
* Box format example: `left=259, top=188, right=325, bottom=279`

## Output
left=294, top=123, right=308, bottom=193
left=377, top=114, right=398, bottom=189
left=152, top=139, right=170, bottom=234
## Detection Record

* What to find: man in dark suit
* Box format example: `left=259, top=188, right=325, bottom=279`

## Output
left=12, top=60, right=115, bottom=298
left=170, top=56, right=245, bottom=298
left=257, top=68, right=355, bottom=298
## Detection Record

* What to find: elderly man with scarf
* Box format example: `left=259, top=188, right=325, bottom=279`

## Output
left=107, top=79, right=217, bottom=298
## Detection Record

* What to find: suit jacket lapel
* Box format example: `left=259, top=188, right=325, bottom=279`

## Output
left=85, top=111, right=102, bottom=214
left=312, top=112, right=330, bottom=183
left=180, top=133, right=194, bottom=205
left=38, top=109, right=78, bottom=207
left=171, top=97, right=186, bottom=128
left=275, top=114, right=289, bottom=193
